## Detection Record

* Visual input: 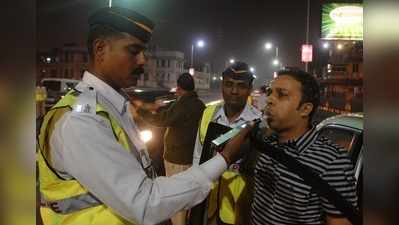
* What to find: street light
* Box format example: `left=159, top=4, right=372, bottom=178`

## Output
left=191, top=40, right=205, bottom=68
left=265, top=42, right=280, bottom=68
left=323, top=42, right=330, bottom=49
left=229, top=59, right=235, bottom=64
left=197, top=40, right=204, bottom=48
left=272, top=59, right=280, bottom=66
left=250, top=67, right=255, bottom=73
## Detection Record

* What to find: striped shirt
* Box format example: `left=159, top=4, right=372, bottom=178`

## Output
left=251, top=127, right=358, bottom=225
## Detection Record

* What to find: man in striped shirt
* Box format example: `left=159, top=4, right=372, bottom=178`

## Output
left=251, top=69, right=357, bottom=225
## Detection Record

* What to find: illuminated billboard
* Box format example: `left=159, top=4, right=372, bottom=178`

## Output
left=321, top=3, right=363, bottom=40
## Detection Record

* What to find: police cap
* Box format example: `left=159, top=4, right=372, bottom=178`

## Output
left=88, top=7, right=155, bottom=43
left=222, top=61, right=254, bottom=83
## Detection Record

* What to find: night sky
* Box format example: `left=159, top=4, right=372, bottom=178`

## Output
left=37, top=0, right=360, bottom=87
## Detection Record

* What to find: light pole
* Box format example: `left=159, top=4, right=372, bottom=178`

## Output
left=322, top=41, right=333, bottom=58
left=191, top=40, right=205, bottom=68
left=305, top=0, right=310, bottom=72
left=265, top=42, right=281, bottom=68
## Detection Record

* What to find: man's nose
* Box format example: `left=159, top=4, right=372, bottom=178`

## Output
left=231, top=85, right=239, bottom=94
left=266, top=95, right=275, bottom=106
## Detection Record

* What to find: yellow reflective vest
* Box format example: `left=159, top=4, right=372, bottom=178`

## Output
left=37, top=90, right=136, bottom=225
left=199, top=103, right=248, bottom=225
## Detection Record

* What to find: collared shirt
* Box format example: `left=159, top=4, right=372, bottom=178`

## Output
left=192, top=102, right=261, bottom=165
left=50, top=71, right=227, bottom=225
left=251, top=127, right=358, bottom=225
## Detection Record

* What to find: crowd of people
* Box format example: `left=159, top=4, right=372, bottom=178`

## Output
left=36, top=6, right=358, bottom=225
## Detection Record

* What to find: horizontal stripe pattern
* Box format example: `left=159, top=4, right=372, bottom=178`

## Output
left=251, top=128, right=358, bottom=225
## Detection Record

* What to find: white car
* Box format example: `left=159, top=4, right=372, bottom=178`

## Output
left=316, top=113, right=363, bottom=209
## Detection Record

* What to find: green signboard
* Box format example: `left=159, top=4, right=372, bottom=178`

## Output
left=322, top=3, right=363, bottom=40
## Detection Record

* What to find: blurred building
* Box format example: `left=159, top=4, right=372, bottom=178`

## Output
left=318, top=41, right=363, bottom=114
left=142, top=50, right=185, bottom=88
left=37, top=43, right=88, bottom=84
left=37, top=44, right=211, bottom=90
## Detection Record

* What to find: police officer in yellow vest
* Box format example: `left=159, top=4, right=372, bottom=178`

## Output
left=37, top=7, right=254, bottom=225
left=192, top=62, right=262, bottom=225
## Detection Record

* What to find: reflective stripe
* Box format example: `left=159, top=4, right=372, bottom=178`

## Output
left=40, top=192, right=102, bottom=214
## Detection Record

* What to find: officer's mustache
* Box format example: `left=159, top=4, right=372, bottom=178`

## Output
left=131, top=67, right=144, bottom=76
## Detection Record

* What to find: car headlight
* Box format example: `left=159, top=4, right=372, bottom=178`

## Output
left=140, top=130, right=153, bottom=143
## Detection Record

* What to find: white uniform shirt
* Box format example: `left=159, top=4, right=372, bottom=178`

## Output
left=50, top=71, right=227, bottom=225
left=192, top=103, right=262, bottom=165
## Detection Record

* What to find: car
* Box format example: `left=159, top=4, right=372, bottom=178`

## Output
left=316, top=113, right=363, bottom=210
left=124, top=87, right=177, bottom=175
left=41, top=78, right=80, bottom=110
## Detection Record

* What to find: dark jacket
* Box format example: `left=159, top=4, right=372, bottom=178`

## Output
left=137, top=91, right=205, bottom=164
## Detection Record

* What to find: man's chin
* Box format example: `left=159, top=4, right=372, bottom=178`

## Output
left=226, top=102, right=246, bottom=111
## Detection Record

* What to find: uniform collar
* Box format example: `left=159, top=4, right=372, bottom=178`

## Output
left=213, top=102, right=261, bottom=126
left=81, top=71, right=129, bottom=114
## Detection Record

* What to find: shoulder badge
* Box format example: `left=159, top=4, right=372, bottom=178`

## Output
left=72, top=84, right=97, bottom=114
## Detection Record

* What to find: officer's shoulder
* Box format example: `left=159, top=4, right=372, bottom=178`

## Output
left=71, top=84, right=97, bottom=115
left=205, top=100, right=223, bottom=108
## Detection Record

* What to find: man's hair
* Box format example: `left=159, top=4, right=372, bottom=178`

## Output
left=277, top=69, right=320, bottom=121
left=87, top=25, right=123, bottom=58
left=177, top=73, right=195, bottom=91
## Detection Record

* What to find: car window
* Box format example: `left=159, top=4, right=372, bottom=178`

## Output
left=319, top=127, right=357, bottom=153
left=42, top=80, right=61, bottom=92
left=66, top=82, right=78, bottom=90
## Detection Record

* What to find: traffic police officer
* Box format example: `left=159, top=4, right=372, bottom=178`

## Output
left=192, top=62, right=262, bottom=225
left=37, top=7, right=251, bottom=225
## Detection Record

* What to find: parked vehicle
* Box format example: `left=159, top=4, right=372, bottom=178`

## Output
left=316, top=113, right=363, bottom=210
left=41, top=78, right=80, bottom=110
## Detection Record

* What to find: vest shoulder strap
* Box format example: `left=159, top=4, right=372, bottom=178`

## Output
left=199, top=103, right=223, bottom=144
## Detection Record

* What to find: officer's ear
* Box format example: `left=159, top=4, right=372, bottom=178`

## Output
left=299, top=102, right=313, bottom=117
left=93, top=38, right=107, bottom=63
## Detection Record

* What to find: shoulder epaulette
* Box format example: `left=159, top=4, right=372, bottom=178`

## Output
left=72, top=85, right=97, bottom=114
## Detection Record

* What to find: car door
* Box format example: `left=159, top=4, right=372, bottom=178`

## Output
left=318, top=124, right=363, bottom=214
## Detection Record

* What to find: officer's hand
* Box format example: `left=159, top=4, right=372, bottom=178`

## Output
left=220, top=122, right=255, bottom=165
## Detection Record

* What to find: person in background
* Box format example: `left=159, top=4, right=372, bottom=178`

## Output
left=254, top=84, right=268, bottom=114
left=135, top=72, right=205, bottom=225
left=192, top=61, right=262, bottom=225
